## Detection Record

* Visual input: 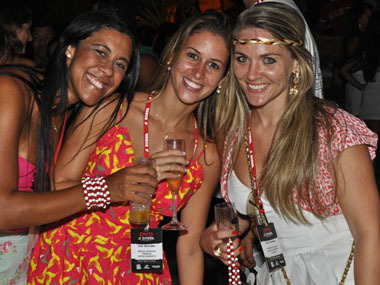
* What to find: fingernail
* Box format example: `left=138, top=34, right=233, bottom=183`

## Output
left=239, top=246, right=244, bottom=252
left=237, top=238, right=240, bottom=243
left=232, top=230, right=238, bottom=235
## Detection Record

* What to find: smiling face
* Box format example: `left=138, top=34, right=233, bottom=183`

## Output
left=65, top=28, right=132, bottom=106
left=233, top=27, right=299, bottom=111
left=168, top=30, right=229, bottom=106
left=17, top=21, right=32, bottom=54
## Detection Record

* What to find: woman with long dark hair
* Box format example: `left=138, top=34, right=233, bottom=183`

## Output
left=0, top=10, right=157, bottom=284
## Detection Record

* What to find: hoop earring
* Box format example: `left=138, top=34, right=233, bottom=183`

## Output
left=216, top=84, right=222, bottom=94
left=289, top=71, right=300, bottom=96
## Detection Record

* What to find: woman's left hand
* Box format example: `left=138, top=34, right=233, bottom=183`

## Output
left=150, top=149, right=187, bottom=182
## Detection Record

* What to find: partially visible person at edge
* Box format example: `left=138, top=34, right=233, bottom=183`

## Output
left=340, top=2, right=373, bottom=117
left=0, top=2, right=34, bottom=66
left=28, top=10, right=230, bottom=284
left=201, top=3, right=380, bottom=284
left=358, top=11, right=380, bottom=179
left=30, top=16, right=56, bottom=68
left=0, top=10, right=160, bottom=285
left=242, top=0, right=323, bottom=99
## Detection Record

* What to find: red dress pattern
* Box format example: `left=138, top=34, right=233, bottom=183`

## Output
left=28, top=125, right=204, bottom=284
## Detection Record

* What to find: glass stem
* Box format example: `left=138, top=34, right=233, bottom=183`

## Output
left=171, top=193, right=178, bottom=224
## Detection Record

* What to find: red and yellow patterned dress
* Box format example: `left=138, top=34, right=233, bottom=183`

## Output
left=28, top=123, right=204, bottom=284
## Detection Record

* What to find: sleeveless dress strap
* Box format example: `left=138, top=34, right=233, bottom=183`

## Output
left=53, top=111, right=68, bottom=164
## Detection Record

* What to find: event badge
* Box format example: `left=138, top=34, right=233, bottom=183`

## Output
left=131, top=228, right=163, bottom=272
left=256, top=222, right=286, bottom=272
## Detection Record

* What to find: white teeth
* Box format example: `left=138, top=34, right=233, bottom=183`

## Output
left=86, top=74, right=104, bottom=89
left=184, top=78, right=201, bottom=89
left=248, top=83, right=268, bottom=90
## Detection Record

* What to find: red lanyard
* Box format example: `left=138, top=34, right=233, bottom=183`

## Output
left=143, top=94, right=198, bottom=158
left=247, top=112, right=265, bottom=215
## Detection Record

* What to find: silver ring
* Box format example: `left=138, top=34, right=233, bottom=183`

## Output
left=213, top=246, right=221, bottom=257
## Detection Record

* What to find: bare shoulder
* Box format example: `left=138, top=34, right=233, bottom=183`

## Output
left=132, top=91, right=151, bottom=104
left=0, top=73, right=33, bottom=111
left=12, top=57, right=36, bottom=67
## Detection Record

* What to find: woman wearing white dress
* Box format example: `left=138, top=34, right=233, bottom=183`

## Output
left=201, top=3, right=380, bottom=284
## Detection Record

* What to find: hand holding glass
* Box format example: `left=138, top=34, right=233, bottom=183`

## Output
left=129, top=157, right=154, bottom=228
left=161, top=139, right=187, bottom=231
left=214, top=202, right=239, bottom=242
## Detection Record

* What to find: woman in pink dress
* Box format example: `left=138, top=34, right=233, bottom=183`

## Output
left=0, top=9, right=155, bottom=284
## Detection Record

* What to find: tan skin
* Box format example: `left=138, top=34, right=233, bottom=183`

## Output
left=0, top=28, right=157, bottom=231
left=54, top=30, right=228, bottom=285
left=202, top=27, right=380, bottom=284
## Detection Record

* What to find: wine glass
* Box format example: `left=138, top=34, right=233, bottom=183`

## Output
left=161, top=139, right=187, bottom=231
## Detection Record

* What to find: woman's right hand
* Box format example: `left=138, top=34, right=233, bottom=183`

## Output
left=106, top=164, right=158, bottom=204
left=150, top=149, right=187, bottom=182
left=200, top=222, right=242, bottom=265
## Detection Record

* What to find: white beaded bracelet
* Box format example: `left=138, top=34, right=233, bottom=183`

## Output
left=81, top=176, right=111, bottom=210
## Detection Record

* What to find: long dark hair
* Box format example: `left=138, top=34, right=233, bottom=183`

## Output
left=35, top=10, right=140, bottom=192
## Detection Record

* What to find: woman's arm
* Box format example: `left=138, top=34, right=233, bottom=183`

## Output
left=0, top=76, right=86, bottom=230
left=341, top=56, right=365, bottom=91
left=0, top=89, right=156, bottom=230
left=334, top=145, right=380, bottom=284
left=176, top=143, right=220, bottom=285
left=54, top=99, right=158, bottom=203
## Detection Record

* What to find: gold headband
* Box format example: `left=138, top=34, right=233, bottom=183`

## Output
left=233, top=37, right=303, bottom=47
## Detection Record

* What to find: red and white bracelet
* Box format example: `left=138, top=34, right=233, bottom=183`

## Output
left=81, top=176, right=111, bottom=210
left=227, top=238, right=241, bottom=285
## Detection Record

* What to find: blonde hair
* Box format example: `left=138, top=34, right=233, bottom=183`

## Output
left=218, top=2, right=337, bottom=223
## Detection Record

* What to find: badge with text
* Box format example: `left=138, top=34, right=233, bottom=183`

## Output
left=131, top=228, right=163, bottom=272
left=257, top=222, right=286, bottom=272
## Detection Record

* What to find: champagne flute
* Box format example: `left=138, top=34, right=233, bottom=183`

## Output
left=161, top=139, right=187, bottom=231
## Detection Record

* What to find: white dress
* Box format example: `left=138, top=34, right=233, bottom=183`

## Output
left=359, top=72, right=380, bottom=120
left=345, top=70, right=365, bottom=116
left=228, top=171, right=354, bottom=285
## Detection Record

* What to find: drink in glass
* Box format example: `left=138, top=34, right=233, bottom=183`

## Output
left=129, top=157, right=154, bottom=228
left=161, top=139, right=187, bottom=231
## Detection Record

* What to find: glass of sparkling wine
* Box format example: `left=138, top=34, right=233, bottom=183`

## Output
left=161, top=139, right=187, bottom=231
left=129, top=157, right=154, bottom=228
